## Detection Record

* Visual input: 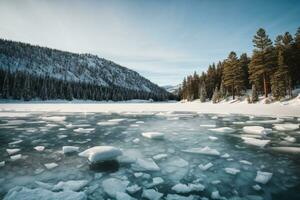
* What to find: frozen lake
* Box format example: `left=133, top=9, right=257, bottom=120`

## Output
left=0, top=111, right=300, bottom=200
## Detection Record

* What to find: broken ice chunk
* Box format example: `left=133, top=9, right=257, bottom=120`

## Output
left=209, top=127, right=235, bottom=133
left=208, top=136, right=218, bottom=141
left=0, top=161, right=5, bottom=167
left=131, top=158, right=160, bottom=171
left=74, top=128, right=95, bottom=133
left=63, top=146, right=79, bottom=154
left=34, top=146, right=45, bottom=152
left=153, top=154, right=168, bottom=161
left=132, top=138, right=140, bottom=143
left=182, top=146, right=220, bottom=156
left=242, top=137, right=270, bottom=147
left=243, top=126, right=271, bottom=135
left=198, top=162, right=213, bottom=171
left=52, top=180, right=89, bottom=191
left=6, top=148, right=21, bottom=155
left=8, top=140, right=23, bottom=145
left=44, top=162, right=58, bottom=170
left=255, top=171, right=273, bottom=184
left=102, top=178, right=129, bottom=198
left=200, top=124, right=216, bottom=128
left=126, top=184, right=141, bottom=194
left=116, top=192, right=136, bottom=200
left=10, top=154, right=22, bottom=161
left=239, top=160, right=252, bottom=165
left=142, top=189, right=163, bottom=200
left=252, top=184, right=262, bottom=191
left=78, top=146, right=122, bottom=163
left=171, top=183, right=205, bottom=193
left=221, top=153, right=230, bottom=158
left=283, top=136, right=296, bottom=143
left=142, top=132, right=164, bottom=139
left=224, top=168, right=240, bottom=175
left=273, top=123, right=299, bottom=131
left=146, top=177, right=164, bottom=188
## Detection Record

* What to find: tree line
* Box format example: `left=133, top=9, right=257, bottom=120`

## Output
left=0, top=69, right=174, bottom=101
left=179, top=27, right=300, bottom=103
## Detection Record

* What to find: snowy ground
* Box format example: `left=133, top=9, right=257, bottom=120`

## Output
left=0, top=99, right=299, bottom=117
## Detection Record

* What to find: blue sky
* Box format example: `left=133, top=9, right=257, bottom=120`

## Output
left=0, top=0, right=299, bottom=85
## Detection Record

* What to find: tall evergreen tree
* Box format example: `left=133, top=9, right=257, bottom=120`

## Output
left=249, top=28, right=275, bottom=98
left=222, top=51, right=244, bottom=99
left=212, top=86, right=219, bottom=103
left=2, top=70, right=10, bottom=98
left=251, top=84, right=258, bottom=103
left=199, top=82, right=207, bottom=102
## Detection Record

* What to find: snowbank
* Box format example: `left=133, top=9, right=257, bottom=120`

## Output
left=1, top=101, right=299, bottom=117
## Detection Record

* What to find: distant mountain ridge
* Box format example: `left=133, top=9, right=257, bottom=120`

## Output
left=0, top=39, right=173, bottom=101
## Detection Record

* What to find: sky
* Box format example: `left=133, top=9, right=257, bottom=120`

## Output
left=0, top=0, right=300, bottom=86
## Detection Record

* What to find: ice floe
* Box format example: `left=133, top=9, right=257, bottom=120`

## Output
left=239, top=160, right=252, bottom=165
left=116, top=192, right=136, bottom=200
left=242, top=126, right=271, bottom=135
left=273, top=123, right=299, bottom=131
left=255, top=171, right=273, bottom=184
left=171, top=183, right=205, bottom=193
left=224, top=168, right=240, bottom=175
left=53, top=180, right=89, bottom=191
left=198, top=162, right=213, bottom=171
left=283, top=136, right=296, bottom=143
left=142, top=132, right=164, bottom=139
left=146, top=177, right=164, bottom=188
left=78, top=146, right=122, bottom=163
left=3, top=186, right=86, bottom=200
left=200, top=124, right=216, bottom=128
left=8, top=140, right=23, bottom=145
left=208, top=136, right=218, bottom=141
left=241, top=137, right=270, bottom=147
left=6, top=148, right=21, bottom=155
left=182, top=146, right=220, bottom=156
left=142, top=189, right=163, bottom=200
left=34, top=146, right=45, bottom=152
left=41, top=116, right=66, bottom=122
left=131, top=158, right=160, bottom=171
left=153, top=154, right=168, bottom=161
left=97, top=121, right=119, bottom=126
left=10, top=154, right=22, bottom=161
left=209, top=127, right=235, bottom=133
left=44, top=162, right=58, bottom=169
left=252, top=184, right=262, bottom=191
left=63, top=146, right=80, bottom=154
left=126, top=184, right=141, bottom=194
left=74, top=128, right=95, bottom=133
left=102, top=178, right=129, bottom=198
left=0, top=161, right=5, bottom=167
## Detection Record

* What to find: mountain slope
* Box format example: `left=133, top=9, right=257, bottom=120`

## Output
left=0, top=39, right=172, bottom=101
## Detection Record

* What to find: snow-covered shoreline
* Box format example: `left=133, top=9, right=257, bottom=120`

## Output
left=0, top=101, right=299, bottom=117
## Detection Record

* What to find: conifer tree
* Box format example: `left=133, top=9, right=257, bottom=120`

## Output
left=223, top=51, right=244, bottom=99
left=212, top=86, right=219, bottom=103
left=251, top=84, right=258, bottom=103
left=23, top=75, right=31, bottom=101
left=65, top=82, right=73, bottom=101
left=219, top=82, right=225, bottom=100
left=199, top=82, right=207, bottom=102
left=2, top=70, right=10, bottom=98
left=249, top=28, right=275, bottom=98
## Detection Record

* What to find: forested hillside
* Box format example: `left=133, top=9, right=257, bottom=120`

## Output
left=0, top=39, right=174, bottom=101
left=179, top=27, right=300, bottom=103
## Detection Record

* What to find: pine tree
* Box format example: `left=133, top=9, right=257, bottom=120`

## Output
left=2, top=70, right=10, bottom=98
left=65, top=82, right=73, bottom=101
left=212, top=86, right=219, bottom=103
left=23, top=75, right=31, bottom=101
left=199, top=82, right=207, bottom=102
left=222, top=51, right=244, bottom=99
left=219, top=82, right=225, bottom=100
left=251, top=84, right=258, bottom=103
left=239, top=53, right=250, bottom=89
left=249, top=28, right=275, bottom=98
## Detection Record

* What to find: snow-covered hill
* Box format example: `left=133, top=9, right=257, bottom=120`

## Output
left=0, top=39, right=169, bottom=96
left=162, top=84, right=181, bottom=95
